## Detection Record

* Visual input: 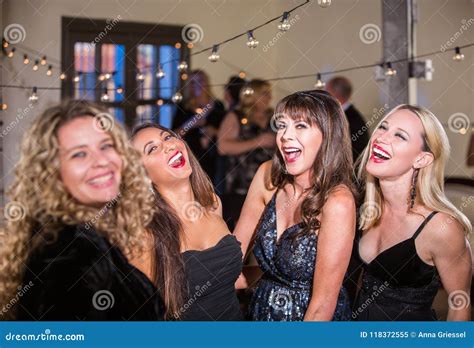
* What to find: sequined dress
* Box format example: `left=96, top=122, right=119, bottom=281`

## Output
left=248, top=191, right=351, bottom=321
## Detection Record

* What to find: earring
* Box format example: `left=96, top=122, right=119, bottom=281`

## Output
left=409, top=169, right=419, bottom=209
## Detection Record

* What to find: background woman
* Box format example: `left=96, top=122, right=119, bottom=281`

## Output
left=355, top=104, right=472, bottom=321
left=131, top=123, right=243, bottom=320
left=234, top=90, right=356, bottom=321
left=0, top=100, right=163, bottom=320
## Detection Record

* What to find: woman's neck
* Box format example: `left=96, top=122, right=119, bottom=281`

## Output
left=378, top=171, right=412, bottom=216
left=157, top=180, right=195, bottom=215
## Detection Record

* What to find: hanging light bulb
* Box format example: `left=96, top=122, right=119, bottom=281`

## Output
left=136, top=70, right=145, bottom=81
left=384, top=62, right=397, bottom=76
left=23, top=54, right=29, bottom=65
left=32, top=60, right=39, bottom=71
left=177, top=60, right=188, bottom=72
left=7, top=48, right=16, bottom=58
left=98, top=74, right=105, bottom=81
left=73, top=72, right=82, bottom=83
left=29, top=87, right=39, bottom=102
left=60, top=72, right=67, bottom=80
left=1, top=103, right=8, bottom=110
left=246, top=30, right=259, bottom=49
left=104, top=72, right=112, bottom=80
left=318, top=0, right=332, bottom=8
left=100, top=88, right=109, bottom=102
left=2, top=39, right=9, bottom=48
left=208, top=44, right=220, bottom=62
left=156, top=64, right=165, bottom=79
left=278, top=12, right=291, bottom=31
left=453, top=46, right=464, bottom=61
left=46, top=65, right=52, bottom=76
left=314, top=73, right=325, bottom=89
left=40, top=56, right=47, bottom=65
left=171, top=91, right=183, bottom=103
left=242, top=85, right=254, bottom=96
left=116, top=85, right=123, bottom=94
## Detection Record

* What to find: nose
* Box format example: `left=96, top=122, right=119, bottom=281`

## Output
left=280, top=124, right=295, bottom=143
left=163, top=141, right=176, bottom=154
left=91, top=150, right=111, bottom=167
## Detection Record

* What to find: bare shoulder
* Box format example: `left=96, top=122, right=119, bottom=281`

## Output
left=253, top=160, right=275, bottom=203
left=425, top=212, right=469, bottom=254
left=323, top=185, right=356, bottom=215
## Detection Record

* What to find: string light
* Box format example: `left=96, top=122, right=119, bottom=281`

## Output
left=29, top=87, right=39, bottom=102
left=104, top=73, right=112, bottom=80
left=453, top=46, right=464, bottom=61
left=318, top=0, right=332, bottom=8
left=116, top=85, right=123, bottom=94
left=239, top=71, right=246, bottom=79
left=314, top=73, right=325, bottom=89
left=242, top=84, right=254, bottom=96
left=2, top=39, right=9, bottom=48
left=157, top=99, right=164, bottom=106
left=171, top=91, right=183, bottom=103
left=384, top=62, right=397, bottom=76
left=100, top=88, right=109, bottom=102
left=32, top=59, right=39, bottom=71
left=73, top=72, right=82, bottom=83
left=177, top=61, right=188, bottom=72
left=40, top=56, right=47, bottom=65
left=46, top=65, right=52, bottom=76
left=60, top=72, right=67, bottom=80
left=246, top=30, right=259, bottom=49
left=7, top=48, right=16, bottom=58
left=1, top=103, right=7, bottom=110
left=208, top=45, right=220, bottom=62
left=278, top=12, right=291, bottom=31
left=136, top=70, right=145, bottom=81
left=23, top=54, right=29, bottom=65
left=156, top=64, right=165, bottom=79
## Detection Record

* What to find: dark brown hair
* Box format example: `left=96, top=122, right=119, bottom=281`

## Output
left=131, top=123, right=217, bottom=319
left=271, top=90, right=355, bottom=237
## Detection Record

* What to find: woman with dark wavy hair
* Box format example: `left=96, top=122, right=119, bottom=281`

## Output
left=234, top=90, right=356, bottom=321
left=131, top=123, right=243, bottom=320
left=0, top=100, right=164, bottom=320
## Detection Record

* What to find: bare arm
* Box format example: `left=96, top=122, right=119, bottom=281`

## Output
left=303, top=188, right=356, bottom=321
left=217, top=112, right=273, bottom=155
left=430, top=214, right=472, bottom=321
left=234, top=161, right=273, bottom=289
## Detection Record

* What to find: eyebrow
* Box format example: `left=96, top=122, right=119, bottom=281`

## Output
left=63, top=137, right=112, bottom=155
left=382, top=121, right=410, bottom=137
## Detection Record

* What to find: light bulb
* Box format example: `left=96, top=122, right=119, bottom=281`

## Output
left=32, top=60, right=39, bottom=71
left=314, top=73, right=325, bottom=89
left=246, top=31, right=259, bottom=49
left=40, top=56, right=47, bottom=65
left=23, top=54, right=29, bottom=64
left=171, top=92, right=183, bottom=103
left=242, top=86, right=254, bottom=96
left=100, top=88, right=109, bottom=102
left=208, top=45, right=220, bottom=62
left=46, top=65, right=52, bottom=76
left=156, top=65, right=165, bottom=79
left=177, top=61, right=188, bottom=72
left=384, top=62, right=397, bottom=76
left=7, top=48, right=15, bottom=58
left=278, top=12, right=291, bottom=31
left=60, top=72, right=67, bottom=80
left=318, top=0, right=331, bottom=8
left=29, top=87, right=39, bottom=102
left=453, top=47, right=465, bottom=61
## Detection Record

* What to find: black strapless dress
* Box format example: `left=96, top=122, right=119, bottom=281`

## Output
left=180, top=234, right=243, bottom=320
left=355, top=212, right=440, bottom=321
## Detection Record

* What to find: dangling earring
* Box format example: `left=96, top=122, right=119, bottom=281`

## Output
left=409, top=168, right=419, bottom=209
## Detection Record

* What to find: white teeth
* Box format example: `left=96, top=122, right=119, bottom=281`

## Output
left=284, top=148, right=301, bottom=153
left=168, top=152, right=183, bottom=166
left=89, top=173, right=113, bottom=185
left=373, top=147, right=391, bottom=159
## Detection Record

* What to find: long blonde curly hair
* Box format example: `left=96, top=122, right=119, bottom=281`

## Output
left=0, top=100, right=156, bottom=319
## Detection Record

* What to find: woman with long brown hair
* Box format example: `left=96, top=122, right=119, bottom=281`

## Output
left=0, top=100, right=164, bottom=320
left=131, top=123, right=243, bottom=320
left=234, top=90, right=356, bottom=321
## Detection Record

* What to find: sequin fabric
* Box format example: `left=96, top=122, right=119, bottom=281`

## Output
left=248, top=192, right=351, bottom=321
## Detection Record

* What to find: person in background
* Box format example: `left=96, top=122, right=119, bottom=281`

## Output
left=355, top=104, right=472, bottom=321
left=0, top=100, right=164, bottom=320
left=218, top=79, right=276, bottom=230
left=172, top=70, right=226, bottom=184
left=214, top=76, right=246, bottom=196
left=326, top=76, right=369, bottom=163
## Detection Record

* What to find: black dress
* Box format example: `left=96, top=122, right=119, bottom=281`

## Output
left=16, top=224, right=164, bottom=320
left=355, top=212, right=440, bottom=321
left=180, top=234, right=243, bottom=320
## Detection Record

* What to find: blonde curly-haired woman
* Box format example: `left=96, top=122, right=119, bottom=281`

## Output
left=0, top=100, right=164, bottom=320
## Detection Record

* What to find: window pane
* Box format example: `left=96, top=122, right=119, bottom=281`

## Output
left=136, top=105, right=159, bottom=125
left=74, top=42, right=96, bottom=100
left=108, top=107, right=125, bottom=125
left=101, top=44, right=125, bottom=102
left=159, top=45, right=180, bottom=99
left=159, top=104, right=176, bottom=128
left=137, top=44, right=158, bottom=100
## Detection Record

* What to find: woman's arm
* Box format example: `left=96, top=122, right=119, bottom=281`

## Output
left=430, top=214, right=472, bottom=321
left=234, top=161, right=273, bottom=289
left=217, top=112, right=273, bottom=155
left=303, top=188, right=356, bottom=321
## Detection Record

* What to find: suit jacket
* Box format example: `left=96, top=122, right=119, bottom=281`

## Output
left=345, top=104, right=369, bottom=163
